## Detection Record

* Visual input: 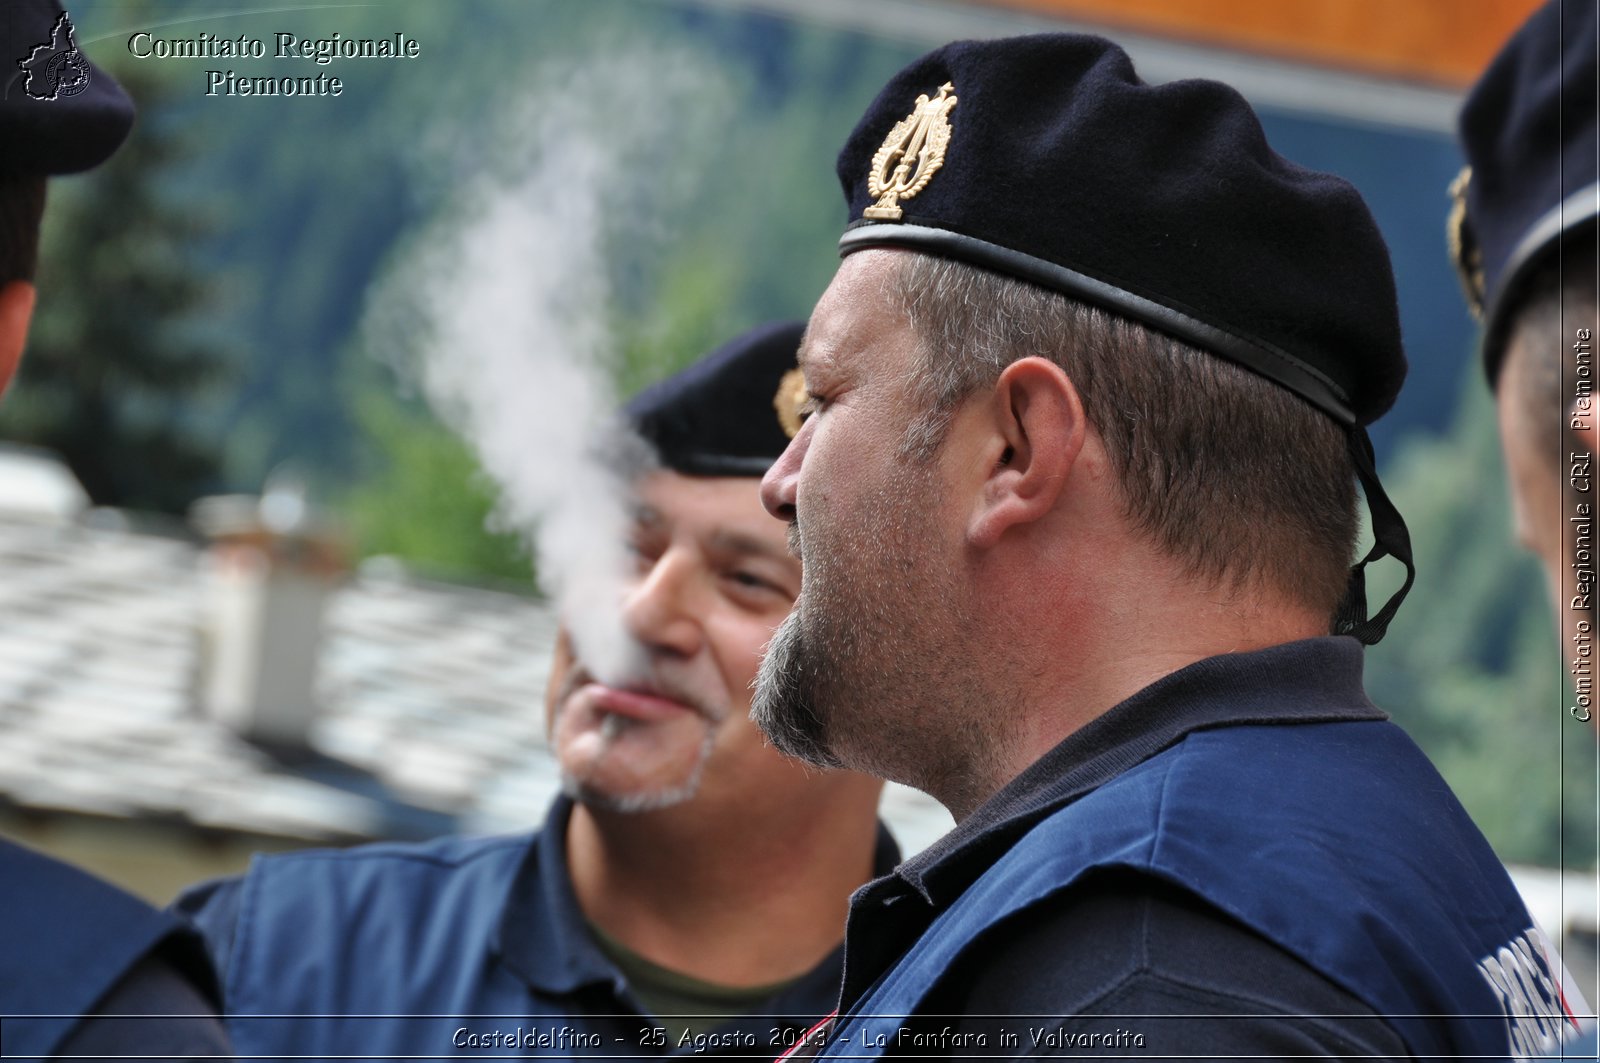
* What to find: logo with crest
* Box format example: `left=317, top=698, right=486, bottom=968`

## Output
left=17, top=10, right=92, bottom=101
left=864, top=82, right=958, bottom=221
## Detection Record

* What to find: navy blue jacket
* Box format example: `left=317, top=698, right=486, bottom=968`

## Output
left=178, top=798, right=897, bottom=1059
left=814, top=639, right=1585, bottom=1060
left=1, top=838, right=227, bottom=1062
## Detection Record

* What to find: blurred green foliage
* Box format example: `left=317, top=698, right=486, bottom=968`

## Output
left=343, top=389, right=533, bottom=586
left=46, top=0, right=916, bottom=542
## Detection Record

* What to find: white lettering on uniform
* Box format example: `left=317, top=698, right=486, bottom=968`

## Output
left=1477, top=926, right=1582, bottom=1061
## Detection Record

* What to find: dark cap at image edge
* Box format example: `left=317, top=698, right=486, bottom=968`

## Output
left=1454, top=0, right=1600, bottom=385
left=1, top=0, right=135, bottom=178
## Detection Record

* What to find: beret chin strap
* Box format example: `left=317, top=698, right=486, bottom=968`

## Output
left=1334, top=427, right=1414, bottom=646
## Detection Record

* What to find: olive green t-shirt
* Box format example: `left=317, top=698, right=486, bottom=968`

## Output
left=588, top=922, right=801, bottom=1043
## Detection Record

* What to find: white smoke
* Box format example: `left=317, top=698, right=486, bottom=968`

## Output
left=365, top=46, right=731, bottom=684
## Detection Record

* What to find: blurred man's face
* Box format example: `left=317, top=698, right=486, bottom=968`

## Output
left=546, top=470, right=803, bottom=812
left=1497, top=333, right=1598, bottom=682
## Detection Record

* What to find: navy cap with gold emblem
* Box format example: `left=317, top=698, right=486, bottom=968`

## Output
left=1453, top=0, right=1599, bottom=385
left=836, top=34, right=1414, bottom=644
left=625, top=320, right=806, bottom=478
left=2, top=0, right=135, bottom=177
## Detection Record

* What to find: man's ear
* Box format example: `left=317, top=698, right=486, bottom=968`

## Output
left=968, top=356, right=1086, bottom=549
left=0, top=281, right=37, bottom=398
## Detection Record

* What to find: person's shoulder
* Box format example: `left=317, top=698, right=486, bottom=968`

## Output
left=928, top=868, right=1408, bottom=1057
left=1, top=836, right=190, bottom=960
left=228, top=831, right=540, bottom=923
left=256, top=830, right=534, bottom=873
left=176, top=831, right=535, bottom=924
left=0, top=840, right=228, bottom=1058
left=1, top=834, right=144, bottom=899
left=940, top=867, right=1283, bottom=1000
left=177, top=830, right=542, bottom=1001
left=1156, top=717, right=1473, bottom=833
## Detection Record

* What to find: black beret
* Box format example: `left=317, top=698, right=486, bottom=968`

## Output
left=836, top=34, right=1407, bottom=428
left=1454, top=0, right=1599, bottom=385
left=625, top=320, right=806, bottom=478
left=2, top=0, right=134, bottom=178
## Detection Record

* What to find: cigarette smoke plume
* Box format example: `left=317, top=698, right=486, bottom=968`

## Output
left=365, top=47, right=730, bottom=684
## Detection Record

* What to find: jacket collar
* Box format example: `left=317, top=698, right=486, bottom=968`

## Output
left=494, top=796, right=623, bottom=997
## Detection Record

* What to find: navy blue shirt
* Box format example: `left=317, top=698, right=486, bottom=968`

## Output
left=177, top=798, right=898, bottom=1058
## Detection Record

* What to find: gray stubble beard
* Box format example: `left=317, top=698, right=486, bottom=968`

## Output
left=559, top=720, right=719, bottom=814
left=752, top=604, right=845, bottom=770
left=751, top=460, right=1011, bottom=813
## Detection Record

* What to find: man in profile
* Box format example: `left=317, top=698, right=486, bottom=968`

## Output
left=1451, top=6, right=1599, bottom=1052
left=1452, top=0, right=1599, bottom=696
left=1, top=1, right=230, bottom=1058
left=179, top=321, right=894, bottom=1058
left=754, top=33, right=1580, bottom=1058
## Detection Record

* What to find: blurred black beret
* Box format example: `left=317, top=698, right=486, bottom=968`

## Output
left=2, top=0, right=134, bottom=178
left=836, top=33, right=1406, bottom=428
left=625, top=320, right=806, bottom=478
left=1454, top=0, right=1599, bottom=385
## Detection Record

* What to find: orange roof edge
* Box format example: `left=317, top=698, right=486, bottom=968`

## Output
left=984, top=0, right=1544, bottom=88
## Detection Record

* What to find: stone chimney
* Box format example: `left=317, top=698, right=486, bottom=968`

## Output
left=191, top=478, right=345, bottom=749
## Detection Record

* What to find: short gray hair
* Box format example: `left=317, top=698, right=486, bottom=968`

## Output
left=887, top=252, right=1359, bottom=618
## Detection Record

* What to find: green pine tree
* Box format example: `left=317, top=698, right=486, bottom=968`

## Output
left=2, top=61, right=230, bottom=513
left=343, top=388, right=533, bottom=589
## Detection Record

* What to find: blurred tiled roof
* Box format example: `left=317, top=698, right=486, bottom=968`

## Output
left=0, top=508, right=561, bottom=842
left=0, top=492, right=953, bottom=852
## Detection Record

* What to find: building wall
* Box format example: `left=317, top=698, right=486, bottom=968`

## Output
left=987, top=0, right=1544, bottom=86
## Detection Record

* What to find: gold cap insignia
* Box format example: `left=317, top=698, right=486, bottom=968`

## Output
left=774, top=367, right=808, bottom=439
left=1447, top=166, right=1486, bottom=320
left=864, top=82, right=957, bottom=222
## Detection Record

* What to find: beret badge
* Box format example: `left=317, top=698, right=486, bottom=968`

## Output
left=864, top=82, right=958, bottom=221
left=774, top=367, right=808, bottom=439
left=1446, top=166, right=1486, bottom=320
